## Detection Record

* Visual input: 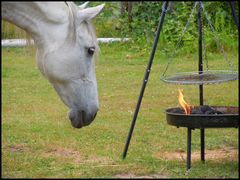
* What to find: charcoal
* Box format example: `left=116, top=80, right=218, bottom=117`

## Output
left=171, top=108, right=184, bottom=114
left=169, top=106, right=225, bottom=115
left=205, top=110, right=215, bottom=114
left=200, top=105, right=213, bottom=113
left=215, top=110, right=223, bottom=114
left=191, top=109, right=202, bottom=114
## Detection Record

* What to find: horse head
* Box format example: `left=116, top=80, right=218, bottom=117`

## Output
left=40, top=3, right=105, bottom=128
left=2, top=2, right=105, bottom=128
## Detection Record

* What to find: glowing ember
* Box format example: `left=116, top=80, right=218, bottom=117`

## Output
left=178, top=89, right=191, bottom=115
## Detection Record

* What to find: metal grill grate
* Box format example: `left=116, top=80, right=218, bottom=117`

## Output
left=160, top=70, right=238, bottom=85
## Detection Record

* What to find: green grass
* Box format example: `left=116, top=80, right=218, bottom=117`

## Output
left=1, top=43, right=239, bottom=178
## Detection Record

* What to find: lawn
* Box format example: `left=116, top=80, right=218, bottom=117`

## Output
left=1, top=43, right=239, bottom=178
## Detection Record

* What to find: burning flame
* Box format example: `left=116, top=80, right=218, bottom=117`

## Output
left=178, top=89, right=191, bottom=115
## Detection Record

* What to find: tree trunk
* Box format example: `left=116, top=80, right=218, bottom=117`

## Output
left=120, top=1, right=134, bottom=30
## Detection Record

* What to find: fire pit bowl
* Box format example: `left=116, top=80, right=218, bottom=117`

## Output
left=166, top=106, right=239, bottom=128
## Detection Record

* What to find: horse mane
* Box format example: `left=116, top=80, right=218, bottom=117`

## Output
left=2, top=1, right=100, bottom=59
left=63, top=2, right=100, bottom=61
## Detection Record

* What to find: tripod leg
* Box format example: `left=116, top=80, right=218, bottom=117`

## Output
left=187, top=128, right=192, bottom=170
left=122, top=1, right=169, bottom=159
left=201, top=128, right=205, bottom=162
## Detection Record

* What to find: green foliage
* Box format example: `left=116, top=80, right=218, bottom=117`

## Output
left=93, top=2, right=122, bottom=37
left=76, top=1, right=122, bottom=37
left=1, top=20, right=27, bottom=39
left=2, top=1, right=238, bottom=54
left=117, top=1, right=239, bottom=53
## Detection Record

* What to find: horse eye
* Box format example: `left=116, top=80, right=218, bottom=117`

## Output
left=87, top=47, right=95, bottom=55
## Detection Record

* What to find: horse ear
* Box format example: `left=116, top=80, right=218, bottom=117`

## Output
left=77, top=4, right=105, bottom=21
left=78, top=1, right=89, bottom=9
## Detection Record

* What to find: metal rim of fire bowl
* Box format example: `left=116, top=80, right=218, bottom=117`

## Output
left=165, top=106, right=239, bottom=128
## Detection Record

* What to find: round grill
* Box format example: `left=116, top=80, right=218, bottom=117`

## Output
left=160, top=70, right=238, bottom=85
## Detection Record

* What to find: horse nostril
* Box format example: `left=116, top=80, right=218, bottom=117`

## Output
left=68, top=109, right=98, bottom=128
left=81, top=110, right=86, bottom=122
left=68, top=109, right=84, bottom=128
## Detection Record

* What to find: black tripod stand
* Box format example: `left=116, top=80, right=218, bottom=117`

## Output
left=122, top=1, right=239, bottom=170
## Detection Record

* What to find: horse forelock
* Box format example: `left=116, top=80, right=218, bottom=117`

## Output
left=65, top=2, right=99, bottom=60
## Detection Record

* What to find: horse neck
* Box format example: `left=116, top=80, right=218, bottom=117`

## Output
left=2, top=2, right=75, bottom=50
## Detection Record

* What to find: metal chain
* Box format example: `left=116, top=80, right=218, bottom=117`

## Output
left=203, top=18, right=209, bottom=71
left=200, top=2, right=234, bottom=71
left=162, top=1, right=199, bottom=77
left=199, top=1, right=209, bottom=71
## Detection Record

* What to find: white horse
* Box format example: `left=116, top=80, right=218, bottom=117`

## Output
left=2, top=2, right=105, bottom=128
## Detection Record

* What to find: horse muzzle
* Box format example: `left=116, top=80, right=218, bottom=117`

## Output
left=68, top=109, right=98, bottom=128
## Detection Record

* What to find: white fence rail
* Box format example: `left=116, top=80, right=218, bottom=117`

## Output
left=2, top=38, right=130, bottom=47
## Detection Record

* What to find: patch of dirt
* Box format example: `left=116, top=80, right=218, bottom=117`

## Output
left=42, top=146, right=82, bottom=160
left=41, top=145, right=114, bottom=165
left=6, top=144, right=29, bottom=153
left=114, top=173, right=168, bottom=179
left=126, top=53, right=145, bottom=59
left=154, top=147, right=238, bottom=162
left=83, top=155, right=114, bottom=164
